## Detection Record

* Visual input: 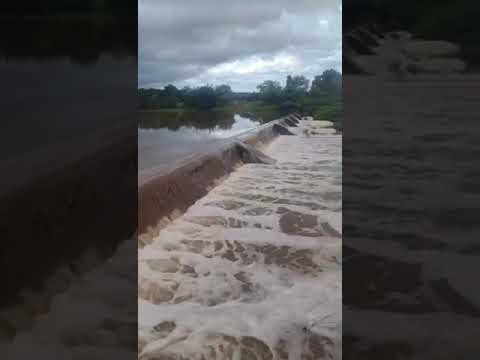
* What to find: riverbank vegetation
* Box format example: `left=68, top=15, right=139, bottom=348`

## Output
left=138, top=69, right=342, bottom=128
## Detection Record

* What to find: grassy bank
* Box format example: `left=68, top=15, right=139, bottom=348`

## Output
left=306, top=101, right=343, bottom=131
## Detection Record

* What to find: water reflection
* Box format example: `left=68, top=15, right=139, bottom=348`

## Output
left=138, top=110, right=261, bottom=131
left=138, top=111, right=262, bottom=172
left=137, top=105, right=291, bottom=172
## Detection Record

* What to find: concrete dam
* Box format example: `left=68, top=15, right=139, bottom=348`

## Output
left=138, top=114, right=342, bottom=359
left=0, top=114, right=341, bottom=359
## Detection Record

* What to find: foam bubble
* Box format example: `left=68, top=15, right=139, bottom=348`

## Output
left=139, top=120, right=342, bottom=359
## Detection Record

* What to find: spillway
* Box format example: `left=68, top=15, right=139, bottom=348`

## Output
left=138, top=117, right=342, bottom=359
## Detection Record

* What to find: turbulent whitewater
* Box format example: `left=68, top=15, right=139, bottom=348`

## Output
left=138, top=119, right=342, bottom=359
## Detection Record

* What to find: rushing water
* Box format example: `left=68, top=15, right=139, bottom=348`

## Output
left=138, top=120, right=342, bottom=359
left=138, top=111, right=261, bottom=172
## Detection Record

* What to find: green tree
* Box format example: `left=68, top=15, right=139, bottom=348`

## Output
left=159, top=84, right=180, bottom=108
left=214, top=84, right=232, bottom=96
left=285, top=75, right=310, bottom=93
left=257, top=80, right=283, bottom=104
left=311, top=69, right=342, bottom=94
left=214, top=84, right=233, bottom=107
left=187, top=86, right=217, bottom=110
left=163, top=84, right=179, bottom=97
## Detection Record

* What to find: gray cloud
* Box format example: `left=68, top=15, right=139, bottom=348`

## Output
left=139, top=0, right=341, bottom=91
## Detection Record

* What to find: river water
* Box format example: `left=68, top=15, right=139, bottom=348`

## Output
left=138, top=111, right=261, bottom=172
left=2, top=118, right=342, bottom=359
left=138, top=120, right=342, bottom=359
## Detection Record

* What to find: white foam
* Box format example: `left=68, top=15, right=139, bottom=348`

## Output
left=139, top=120, right=342, bottom=359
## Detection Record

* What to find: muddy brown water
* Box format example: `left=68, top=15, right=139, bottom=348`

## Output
left=138, top=111, right=262, bottom=173
left=139, top=119, right=342, bottom=359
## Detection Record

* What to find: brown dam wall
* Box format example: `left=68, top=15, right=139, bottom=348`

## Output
left=138, top=115, right=299, bottom=238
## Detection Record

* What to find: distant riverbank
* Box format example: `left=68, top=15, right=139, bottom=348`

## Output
left=138, top=69, right=342, bottom=128
left=139, top=101, right=288, bottom=126
left=139, top=100, right=342, bottom=128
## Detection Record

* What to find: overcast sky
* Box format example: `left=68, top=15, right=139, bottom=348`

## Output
left=139, top=0, right=341, bottom=92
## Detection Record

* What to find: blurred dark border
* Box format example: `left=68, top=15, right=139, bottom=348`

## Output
left=343, top=0, right=480, bottom=71
left=343, top=0, right=480, bottom=358
left=0, top=1, right=138, bottom=353
left=0, top=15, right=136, bottom=64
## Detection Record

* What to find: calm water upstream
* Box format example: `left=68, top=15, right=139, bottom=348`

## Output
left=138, top=111, right=261, bottom=172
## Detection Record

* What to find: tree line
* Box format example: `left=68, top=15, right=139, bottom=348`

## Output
left=138, top=69, right=342, bottom=114
left=255, top=69, right=341, bottom=110
left=138, top=84, right=238, bottom=110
